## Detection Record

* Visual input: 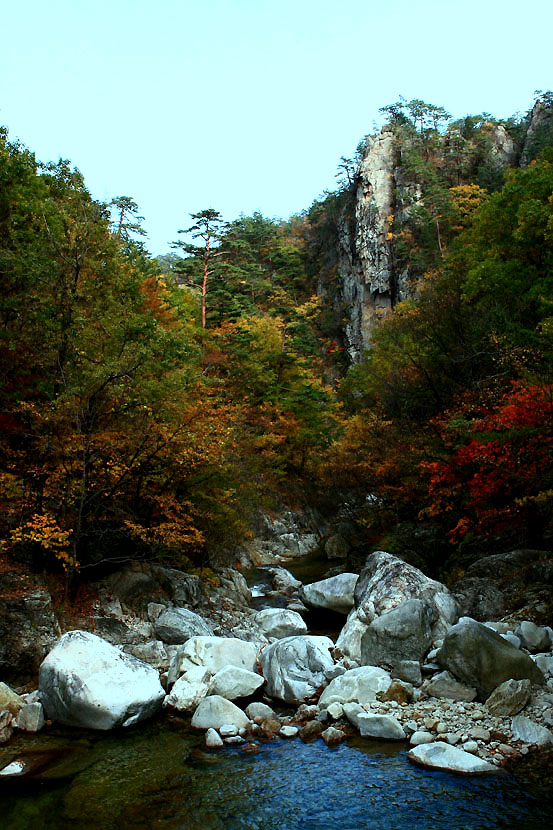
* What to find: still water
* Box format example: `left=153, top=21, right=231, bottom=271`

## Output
left=0, top=717, right=551, bottom=830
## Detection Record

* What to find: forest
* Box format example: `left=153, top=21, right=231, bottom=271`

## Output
left=1, top=91, right=553, bottom=591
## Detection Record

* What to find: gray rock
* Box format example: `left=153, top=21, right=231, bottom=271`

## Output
left=299, top=573, right=358, bottom=615
left=168, top=636, right=259, bottom=687
left=280, top=725, right=299, bottom=738
left=534, top=654, right=553, bottom=676
left=190, top=695, right=250, bottom=731
left=259, top=636, right=334, bottom=704
left=335, top=609, right=368, bottom=662
left=17, top=702, right=45, bottom=732
left=515, top=621, right=551, bottom=653
left=209, top=666, right=264, bottom=699
left=485, top=678, right=532, bottom=716
left=245, top=702, right=275, bottom=720
left=326, top=702, right=344, bottom=719
left=408, top=741, right=496, bottom=774
left=319, top=666, right=392, bottom=710
left=123, top=640, right=170, bottom=671
left=392, top=660, right=422, bottom=686
left=511, top=715, right=553, bottom=745
left=410, top=731, right=434, bottom=746
left=39, top=630, right=165, bottom=730
left=154, top=607, right=213, bottom=644
left=360, top=598, right=434, bottom=667
left=423, top=671, right=477, bottom=702
left=437, top=617, right=545, bottom=700
left=501, top=633, right=521, bottom=649
left=356, top=713, right=405, bottom=740
left=254, top=608, right=307, bottom=639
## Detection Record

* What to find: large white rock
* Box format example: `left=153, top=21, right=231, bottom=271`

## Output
left=319, top=666, right=392, bottom=710
left=164, top=667, right=212, bottom=712
left=209, top=666, right=264, bottom=699
left=408, top=741, right=496, bottom=774
left=299, top=573, right=358, bottom=615
left=39, top=630, right=165, bottom=730
left=336, top=609, right=368, bottom=661
left=190, top=695, right=250, bottom=730
left=168, top=636, right=259, bottom=687
left=259, top=635, right=334, bottom=704
left=254, top=608, right=307, bottom=639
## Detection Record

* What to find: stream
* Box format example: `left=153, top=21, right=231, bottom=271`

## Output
left=0, top=717, right=551, bottom=829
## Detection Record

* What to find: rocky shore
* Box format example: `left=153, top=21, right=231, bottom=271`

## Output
left=1, top=549, right=553, bottom=778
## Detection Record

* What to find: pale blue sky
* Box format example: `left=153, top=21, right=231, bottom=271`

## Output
left=1, top=0, right=551, bottom=253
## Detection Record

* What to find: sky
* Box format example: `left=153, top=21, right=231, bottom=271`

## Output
left=1, top=0, right=551, bottom=254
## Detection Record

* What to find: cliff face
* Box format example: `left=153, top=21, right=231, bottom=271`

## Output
left=334, top=99, right=551, bottom=362
left=337, top=127, right=410, bottom=362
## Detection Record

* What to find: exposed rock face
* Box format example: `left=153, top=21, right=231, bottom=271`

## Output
left=299, top=573, right=358, bottom=615
left=0, top=589, right=61, bottom=685
left=338, top=128, right=404, bottom=361
left=437, top=617, right=545, bottom=700
left=39, top=630, right=165, bottom=730
left=451, top=549, right=553, bottom=621
left=241, top=507, right=326, bottom=565
left=520, top=97, right=553, bottom=167
left=259, top=635, right=334, bottom=704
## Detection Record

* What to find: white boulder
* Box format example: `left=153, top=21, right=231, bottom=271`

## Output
left=209, top=666, right=264, bottom=699
left=254, top=608, right=307, bottom=639
left=190, top=695, right=250, bottom=731
left=259, top=635, right=334, bottom=704
left=319, top=666, right=392, bottom=710
left=39, top=630, right=165, bottom=730
left=408, top=741, right=496, bottom=773
left=299, top=573, right=358, bottom=615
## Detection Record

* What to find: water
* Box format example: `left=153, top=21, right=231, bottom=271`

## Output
left=1, top=719, right=551, bottom=830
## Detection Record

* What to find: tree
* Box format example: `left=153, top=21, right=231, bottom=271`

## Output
left=171, top=209, right=227, bottom=329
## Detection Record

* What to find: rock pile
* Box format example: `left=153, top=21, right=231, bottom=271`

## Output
left=2, top=551, right=552, bottom=777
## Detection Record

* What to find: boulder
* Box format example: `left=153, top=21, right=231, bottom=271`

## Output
left=360, top=598, right=434, bottom=667
left=168, top=636, right=259, bottom=687
left=321, top=726, right=345, bottom=746
left=354, top=551, right=458, bottom=640
left=245, top=701, right=275, bottom=720
left=356, top=713, right=405, bottom=741
left=122, top=640, right=172, bottom=671
left=423, top=671, right=477, bottom=702
left=299, top=573, right=358, bottom=615
left=209, top=666, right=264, bottom=699
left=437, top=617, right=545, bottom=700
left=319, top=666, right=392, bottom=710
left=511, top=715, right=553, bottom=745
left=408, top=741, right=496, bottom=774
left=254, top=608, right=307, bottom=639
left=190, top=695, right=250, bottom=731
left=515, top=621, right=551, bottom=653
left=534, top=654, right=553, bottom=676
left=39, top=630, right=165, bottom=730
left=335, top=609, right=368, bottom=661
left=259, top=635, right=334, bottom=704
left=164, top=667, right=212, bottom=712
left=154, top=607, right=214, bottom=644
left=485, top=678, right=532, bottom=716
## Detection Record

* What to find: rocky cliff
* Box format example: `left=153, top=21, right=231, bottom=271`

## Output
left=335, top=98, right=552, bottom=361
